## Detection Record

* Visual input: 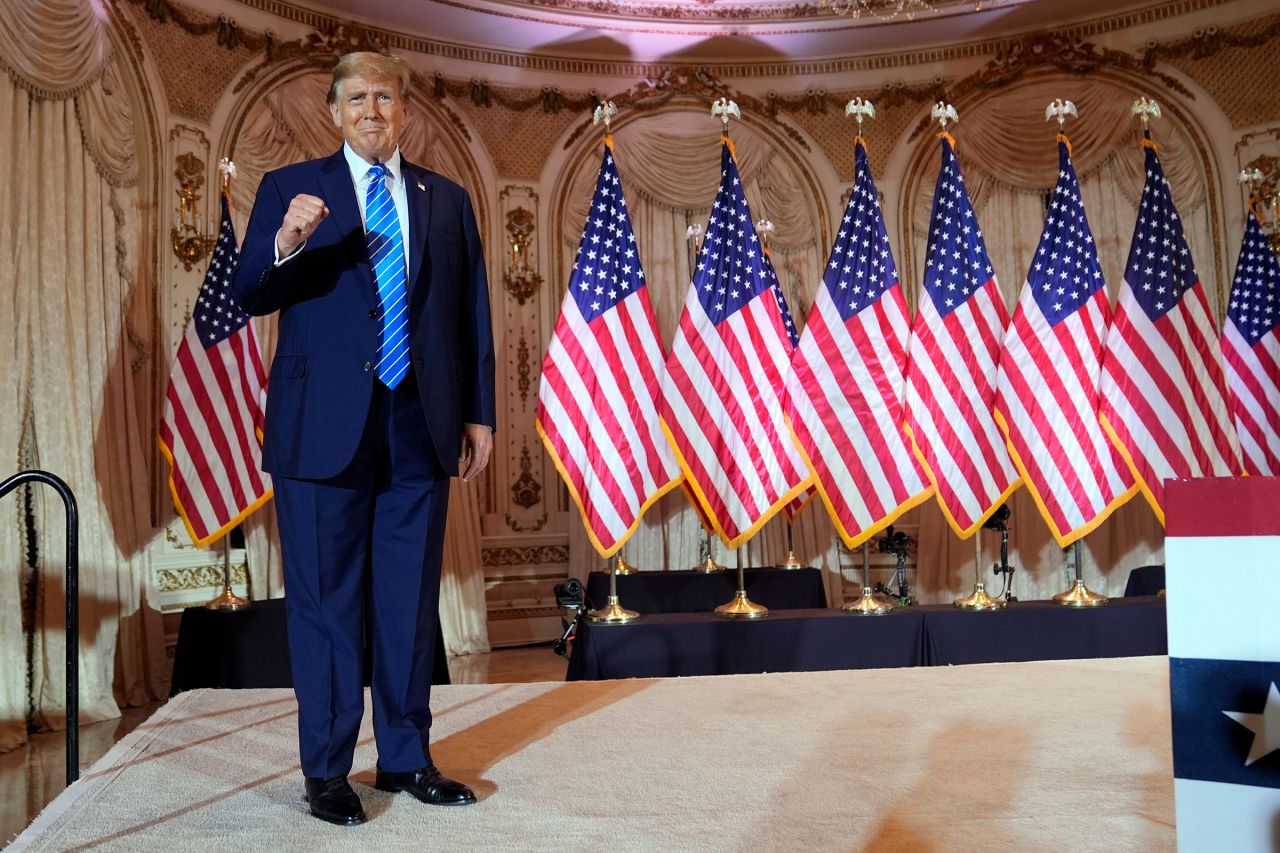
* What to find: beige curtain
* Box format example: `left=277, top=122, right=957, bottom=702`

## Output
left=558, top=110, right=845, bottom=605
left=1, top=5, right=168, bottom=753
left=231, top=71, right=491, bottom=653
left=901, top=77, right=1207, bottom=600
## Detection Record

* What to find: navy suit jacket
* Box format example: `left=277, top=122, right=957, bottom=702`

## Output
left=232, top=149, right=496, bottom=480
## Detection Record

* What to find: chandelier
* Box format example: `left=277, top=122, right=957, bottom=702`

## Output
left=819, top=0, right=1000, bottom=21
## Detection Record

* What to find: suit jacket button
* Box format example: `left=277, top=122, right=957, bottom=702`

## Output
left=363, top=361, right=373, bottom=372
left=369, top=309, right=379, bottom=319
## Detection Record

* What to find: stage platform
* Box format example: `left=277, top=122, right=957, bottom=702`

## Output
left=14, top=657, right=1174, bottom=851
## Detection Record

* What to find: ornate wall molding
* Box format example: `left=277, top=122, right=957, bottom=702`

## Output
left=135, top=0, right=1239, bottom=81
left=903, top=32, right=1194, bottom=142
left=482, top=545, right=570, bottom=567
left=1142, top=11, right=1280, bottom=64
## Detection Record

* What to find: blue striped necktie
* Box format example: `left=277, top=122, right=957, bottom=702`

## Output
left=365, top=163, right=410, bottom=388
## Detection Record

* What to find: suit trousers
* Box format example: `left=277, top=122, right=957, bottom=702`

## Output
left=274, top=373, right=450, bottom=778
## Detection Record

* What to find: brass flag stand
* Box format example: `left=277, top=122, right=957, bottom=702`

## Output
left=954, top=523, right=1006, bottom=610
left=692, top=530, right=725, bottom=573
left=1053, top=541, right=1108, bottom=607
left=777, top=518, right=804, bottom=570
left=843, top=541, right=896, bottom=615
left=588, top=552, right=639, bottom=623
left=206, top=537, right=249, bottom=611
left=715, top=547, right=768, bottom=619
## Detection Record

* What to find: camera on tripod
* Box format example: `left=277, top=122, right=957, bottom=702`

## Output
left=875, top=525, right=914, bottom=605
left=551, top=578, right=587, bottom=657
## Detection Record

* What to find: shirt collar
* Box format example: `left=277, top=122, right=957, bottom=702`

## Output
left=343, top=141, right=402, bottom=186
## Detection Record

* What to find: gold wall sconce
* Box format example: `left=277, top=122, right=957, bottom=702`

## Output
left=171, top=152, right=217, bottom=271
left=1241, top=158, right=1280, bottom=257
left=503, top=206, right=543, bottom=304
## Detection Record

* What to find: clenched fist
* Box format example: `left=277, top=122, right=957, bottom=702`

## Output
left=276, top=193, right=329, bottom=258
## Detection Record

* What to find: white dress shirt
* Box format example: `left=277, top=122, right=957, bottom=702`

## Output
left=274, top=142, right=410, bottom=267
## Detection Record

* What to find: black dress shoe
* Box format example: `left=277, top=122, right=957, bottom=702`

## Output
left=304, top=775, right=367, bottom=826
left=374, top=764, right=477, bottom=806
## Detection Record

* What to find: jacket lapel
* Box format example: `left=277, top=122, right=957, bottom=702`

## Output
left=317, top=149, right=377, bottom=309
left=403, top=160, right=432, bottom=299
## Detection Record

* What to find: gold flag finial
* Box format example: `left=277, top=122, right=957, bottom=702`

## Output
left=1131, top=97, right=1162, bottom=132
left=711, top=97, right=741, bottom=130
left=592, top=101, right=618, bottom=133
left=1044, top=98, right=1078, bottom=129
left=931, top=101, right=958, bottom=133
left=845, top=97, right=876, bottom=137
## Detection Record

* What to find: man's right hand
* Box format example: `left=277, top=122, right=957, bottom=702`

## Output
left=276, top=193, right=329, bottom=258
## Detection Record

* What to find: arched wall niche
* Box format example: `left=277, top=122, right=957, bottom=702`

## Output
left=543, top=97, right=841, bottom=348
left=892, top=66, right=1232, bottom=322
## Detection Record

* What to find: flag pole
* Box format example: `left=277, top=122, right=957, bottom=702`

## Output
left=204, top=155, right=250, bottom=613
left=683, top=130, right=723, bottom=576
left=579, top=101, right=639, bottom=625
left=706, top=97, right=767, bottom=620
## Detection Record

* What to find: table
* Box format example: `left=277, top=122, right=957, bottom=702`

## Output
left=918, top=595, right=1168, bottom=666
left=566, top=607, right=926, bottom=680
left=566, top=596, right=1167, bottom=680
left=170, top=597, right=451, bottom=694
left=584, top=567, right=827, bottom=614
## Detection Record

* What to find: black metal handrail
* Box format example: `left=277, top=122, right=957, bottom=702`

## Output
left=0, top=470, right=79, bottom=787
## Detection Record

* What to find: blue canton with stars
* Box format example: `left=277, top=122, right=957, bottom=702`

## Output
left=923, top=136, right=996, bottom=317
left=195, top=195, right=249, bottom=348
left=693, top=144, right=771, bottom=323
left=823, top=139, right=899, bottom=322
left=569, top=147, right=646, bottom=323
left=763, top=250, right=799, bottom=347
left=1126, top=146, right=1199, bottom=321
left=1028, top=141, right=1106, bottom=325
left=1227, top=212, right=1280, bottom=347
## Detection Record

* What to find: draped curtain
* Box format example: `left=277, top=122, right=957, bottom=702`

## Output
left=902, top=77, right=1205, bottom=601
left=557, top=111, right=846, bottom=606
left=231, top=72, right=491, bottom=655
left=0, top=1, right=168, bottom=754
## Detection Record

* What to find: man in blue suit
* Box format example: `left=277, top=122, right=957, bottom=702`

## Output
left=233, top=51, right=495, bottom=826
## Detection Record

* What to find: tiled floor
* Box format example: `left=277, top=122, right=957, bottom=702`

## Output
left=0, top=645, right=568, bottom=845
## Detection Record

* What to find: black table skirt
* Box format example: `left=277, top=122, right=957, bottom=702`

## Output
left=566, top=596, right=1167, bottom=681
left=567, top=607, right=926, bottom=680
left=171, top=597, right=451, bottom=695
left=919, top=595, right=1167, bottom=666
left=584, top=567, right=827, bottom=614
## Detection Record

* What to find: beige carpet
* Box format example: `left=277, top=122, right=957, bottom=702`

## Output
left=12, top=657, right=1175, bottom=852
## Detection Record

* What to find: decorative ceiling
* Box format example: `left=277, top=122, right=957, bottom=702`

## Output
left=281, top=0, right=1173, bottom=63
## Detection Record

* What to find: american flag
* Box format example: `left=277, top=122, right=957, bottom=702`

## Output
left=159, top=193, right=271, bottom=546
left=660, top=141, right=812, bottom=547
left=994, top=138, right=1137, bottom=547
left=785, top=138, right=931, bottom=547
left=902, top=134, right=1019, bottom=537
left=1099, top=141, right=1240, bottom=519
left=763, top=245, right=817, bottom=523
left=1221, top=209, right=1280, bottom=476
left=536, top=142, right=682, bottom=557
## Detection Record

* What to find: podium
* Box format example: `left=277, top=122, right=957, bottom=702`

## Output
left=1166, top=478, right=1280, bottom=850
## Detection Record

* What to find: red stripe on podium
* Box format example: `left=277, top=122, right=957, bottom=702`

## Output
left=1165, top=477, right=1280, bottom=537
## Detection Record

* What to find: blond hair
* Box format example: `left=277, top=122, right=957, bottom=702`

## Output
left=327, top=51, right=411, bottom=104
